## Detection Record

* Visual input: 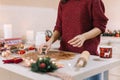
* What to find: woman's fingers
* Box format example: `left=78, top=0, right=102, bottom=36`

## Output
left=73, top=41, right=82, bottom=47
left=45, top=46, right=51, bottom=54
left=78, top=41, right=84, bottom=47
left=68, top=36, right=78, bottom=44
left=39, top=44, right=44, bottom=53
left=68, top=35, right=85, bottom=47
left=39, top=43, right=50, bottom=54
left=69, top=39, right=81, bottom=45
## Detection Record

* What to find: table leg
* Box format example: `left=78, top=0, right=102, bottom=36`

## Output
left=103, top=71, right=109, bottom=80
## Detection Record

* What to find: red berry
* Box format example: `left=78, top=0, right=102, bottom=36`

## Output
left=116, top=33, right=120, bottom=37
left=28, top=47, right=35, bottom=50
left=39, top=63, right=46, bottom=68
left=18, top=50, right=25, bottom=54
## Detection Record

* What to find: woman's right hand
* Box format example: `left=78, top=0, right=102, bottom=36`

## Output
left=39, top=42, right=52, bottom=54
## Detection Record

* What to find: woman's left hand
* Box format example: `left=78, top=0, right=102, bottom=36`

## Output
left=68, top=34, right=86, bottom=47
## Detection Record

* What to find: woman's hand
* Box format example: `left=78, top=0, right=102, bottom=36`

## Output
left=39, top=42, right=52, bottom=54
left=68, top=28, right=102, bottom=48
left=39, top=30, right=61, bottom=54
left=68, top=34, right=86, bottom=47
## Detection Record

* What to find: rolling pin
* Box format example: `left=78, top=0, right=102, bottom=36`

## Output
left=75, top=51, right=90, bottom=68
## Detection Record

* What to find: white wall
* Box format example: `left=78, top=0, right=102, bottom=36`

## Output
left=0, top=5, right=57, bottom=38
left=0, top=0, right=59, bottom=9
left=0, top=0, right=120, bottom=38
left=103, top=0, right=120, bottom=31
left=0, top=0, right=59, bottom=38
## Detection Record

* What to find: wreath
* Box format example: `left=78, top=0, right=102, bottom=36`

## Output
left=31, top=57, right=58, bottom=73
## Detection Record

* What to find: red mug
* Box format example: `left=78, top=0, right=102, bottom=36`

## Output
left=99, top=46, right=112, bottom=58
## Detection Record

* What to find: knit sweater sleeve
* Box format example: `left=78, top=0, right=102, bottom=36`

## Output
left=54, top=1, right=62, bottom=35
left=91, top=0, right=108, bottom=33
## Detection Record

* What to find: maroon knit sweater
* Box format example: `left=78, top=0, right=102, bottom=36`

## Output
left=54, top=0, right=108, bottom=55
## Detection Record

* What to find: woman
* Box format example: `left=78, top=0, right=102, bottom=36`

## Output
left=40, top=0, right=108, bottom=80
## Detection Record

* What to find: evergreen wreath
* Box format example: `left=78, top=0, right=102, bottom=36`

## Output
left=31, top=57, right=58, bottom=73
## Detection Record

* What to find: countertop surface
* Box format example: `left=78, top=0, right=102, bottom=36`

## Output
left=0, top=54, right=120, bottom=80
